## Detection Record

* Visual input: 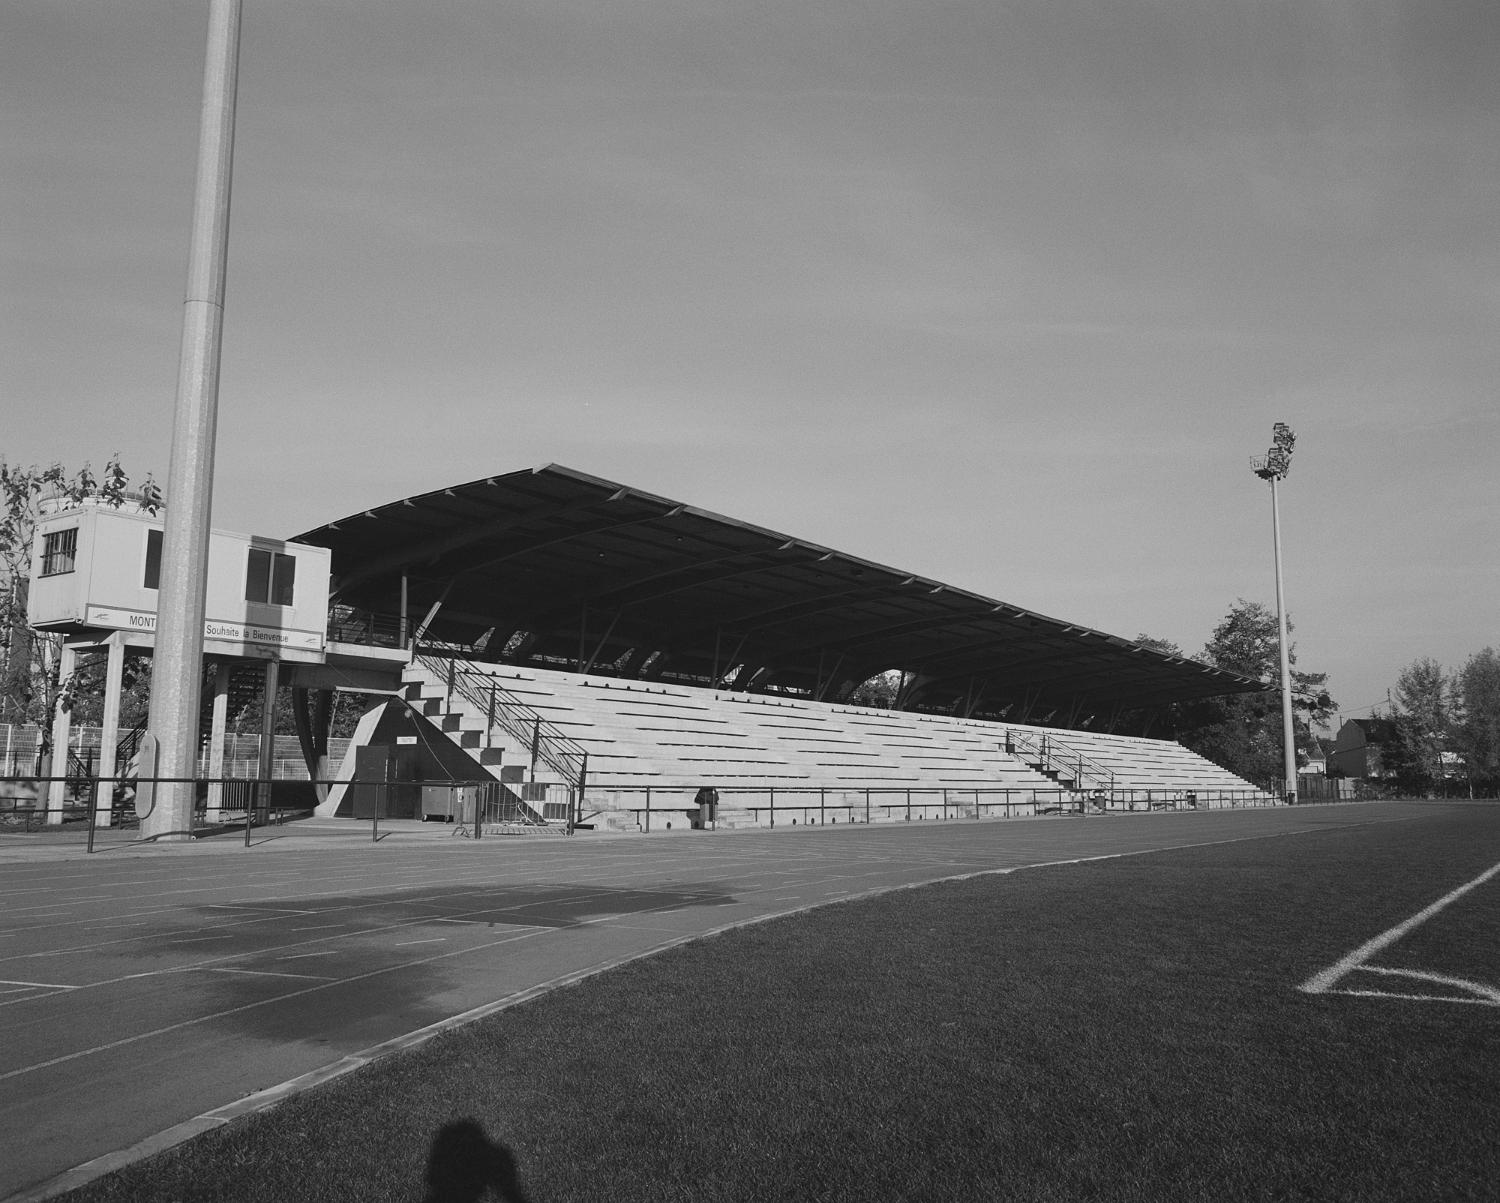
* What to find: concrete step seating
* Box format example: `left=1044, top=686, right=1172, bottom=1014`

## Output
left=405, top=663, right=663, bottom=783
left=401, top=660, right=1268, bottom=825
left=1009, top=725, right=1268, bottom=797
left=838, top=710, right=1039, bottom=783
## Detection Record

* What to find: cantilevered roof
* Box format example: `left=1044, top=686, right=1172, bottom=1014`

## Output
left=294, top=464, right=1260, bottom=723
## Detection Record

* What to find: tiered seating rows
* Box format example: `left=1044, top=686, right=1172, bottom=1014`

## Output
left=405, top=661, right=1262, bottom=801
left=1011, top=725, right=1265, bottom=795
left=406, top=662, right=1058, bottom=790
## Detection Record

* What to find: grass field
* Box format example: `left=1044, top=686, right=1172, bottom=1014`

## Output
left=61, top=803, right=1499, bottom=1202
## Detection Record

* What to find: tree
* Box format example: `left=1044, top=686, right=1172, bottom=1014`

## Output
left=1171, top=599, right=1335, bottom=789
left=0, top=454, right=146, bottom=743
left=849, top=669, right=903, bottom=709
left=1453, top=648, right=1500, bottom=792
left=1132, top=634, right=1184, bottom=658
left=1383, top=657, right=1453, bottom=796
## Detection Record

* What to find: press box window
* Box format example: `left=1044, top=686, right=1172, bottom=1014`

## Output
left=246, top=548, right=296, bottom=606
left=40, top=528, right=78, bottom=577
left=143, top=529, right=163, bottom=590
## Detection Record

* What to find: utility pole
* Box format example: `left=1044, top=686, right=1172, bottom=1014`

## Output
left=1252, top=423, right=1298, bottom=806
left=143, top=0, right=243, bottom=841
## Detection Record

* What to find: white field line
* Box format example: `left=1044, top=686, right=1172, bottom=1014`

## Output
left=1300, top=857, right=1500, bottom=998
left=1349, top=965, right=1500, bottom=1005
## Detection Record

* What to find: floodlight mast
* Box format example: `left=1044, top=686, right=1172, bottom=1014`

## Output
left=142, top=0, right=243, bottom=841
left=1251, top=423, right=1297, bottom=805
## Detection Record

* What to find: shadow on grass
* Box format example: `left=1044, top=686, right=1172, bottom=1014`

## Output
left=424, top=1119, right=532, bottom=1203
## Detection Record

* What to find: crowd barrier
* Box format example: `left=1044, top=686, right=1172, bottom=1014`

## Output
left=580, top=783, right=1281, bottom=831
left=0, top=774, right=566, bottom=852
left=2, top=772, right=1302, bottom=852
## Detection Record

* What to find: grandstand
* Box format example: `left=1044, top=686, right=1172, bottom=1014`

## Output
left=291, top=465, right=1273, bottom=831
left=378, top=658, right=1270, bottom=830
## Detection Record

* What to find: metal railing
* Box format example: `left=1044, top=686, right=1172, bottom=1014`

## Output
left=1005, top=728, right=1116, bottom=795
left=578, top=782, right=1280, bottom=831
left=327, top=607, right=406, bottom=649
left=418, top=652, right=592, bottom=795
left=0, top=773, right=575, bottom=851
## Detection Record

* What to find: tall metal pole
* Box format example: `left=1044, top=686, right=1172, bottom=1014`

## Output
left=1269, top=475, right=1297, bottom=805
left=143, top=0, right=243, bottom=841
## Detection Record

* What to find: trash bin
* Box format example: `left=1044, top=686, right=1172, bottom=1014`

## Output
left=692, top=786, right=718, bottom=829
left=422, top=784, right=462, bottom=822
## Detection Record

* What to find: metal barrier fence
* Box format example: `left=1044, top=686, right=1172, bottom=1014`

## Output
left=0, top=723, right=352, bottom=780
left=0, top=774, right=576, bottom=852
left=2, top=773, right=1300, bottom=851
left=580, top=783, right=1282, bottom=832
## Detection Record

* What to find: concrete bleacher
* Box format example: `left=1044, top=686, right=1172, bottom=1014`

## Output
left=400, top=659, right=1273, bottom=831
left=1009, top=725, right=1266, bottom=801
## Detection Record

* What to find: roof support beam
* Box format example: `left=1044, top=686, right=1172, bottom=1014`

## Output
left=333, top=487, right=632, bottom=595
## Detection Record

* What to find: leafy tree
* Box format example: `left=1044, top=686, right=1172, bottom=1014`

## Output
left=849, top=669, right=903, bottom=709
left=0, top=454, right=147, bottom=752
left=1383, top=657, right=1453, bottom=796
left=1453, top=648, right=1500, bottom=791
left=1170, top=599, right=1335, bottom=789
left=1132, top=634, right=1184, bottom=658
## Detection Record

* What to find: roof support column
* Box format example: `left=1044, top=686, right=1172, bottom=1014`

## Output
left=292, top=685, right=332, bottom=803
left=203, top=660, right=230, bottom=821
left=959, top=676, right=985, bottom=719
left=93, top=635, right=127, bottom=829
left=582, top=610, right=622, bottom=674
left=45, top=641, right=77, bottom=825
left=813, top=651, right=845, bottom=703
left=1014, top=688, right=1042, bottom=726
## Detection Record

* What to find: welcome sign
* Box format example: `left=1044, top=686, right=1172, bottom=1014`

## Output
left=82, top=604, right=324, bottom=653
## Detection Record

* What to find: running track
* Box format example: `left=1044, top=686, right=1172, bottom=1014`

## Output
left=0, top=803, right=1432, bottom=1200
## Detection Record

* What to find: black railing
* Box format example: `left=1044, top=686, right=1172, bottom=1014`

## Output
left=1006, top=728, right=1117, bottom=795
left=419, top=654, right=591, bottom=788
left=0, top=773, right=574, bottom=851
left=327, top=607, right=407, bottom=649
left=580, top=782, right=1283, bottom=831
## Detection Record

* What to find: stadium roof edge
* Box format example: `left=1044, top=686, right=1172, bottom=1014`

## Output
left=293, top=464, right=1263, bottom=722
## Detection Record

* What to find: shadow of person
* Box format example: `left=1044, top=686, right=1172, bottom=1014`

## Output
left=423, top=1119, right=533, bottom=1203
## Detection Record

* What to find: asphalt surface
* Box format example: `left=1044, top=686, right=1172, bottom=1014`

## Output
left=0, top=802, right=1425, bottom=1201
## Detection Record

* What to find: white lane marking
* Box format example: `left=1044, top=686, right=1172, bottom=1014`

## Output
left=1300, top=857, right=1500, bottom=996
left=393, top=938, right=447, bottom=946
left=206, top=968, right=337, bottom=981
left=0, top=978, right=79, bottom=990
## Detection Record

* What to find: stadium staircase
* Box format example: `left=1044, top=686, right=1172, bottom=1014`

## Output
left=1006, top=728, right=1116, bottom=798
left=400, top=656, right=576, bottom=829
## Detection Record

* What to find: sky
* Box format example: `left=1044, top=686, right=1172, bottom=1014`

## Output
left=4, top=1, right=1497, bottom=726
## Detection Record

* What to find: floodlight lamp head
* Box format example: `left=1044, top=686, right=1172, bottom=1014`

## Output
left=1252, top=421, right=1295, bottom=481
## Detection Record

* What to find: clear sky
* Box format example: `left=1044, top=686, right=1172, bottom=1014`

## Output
left=5, top=1, right=1496, bottom=724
